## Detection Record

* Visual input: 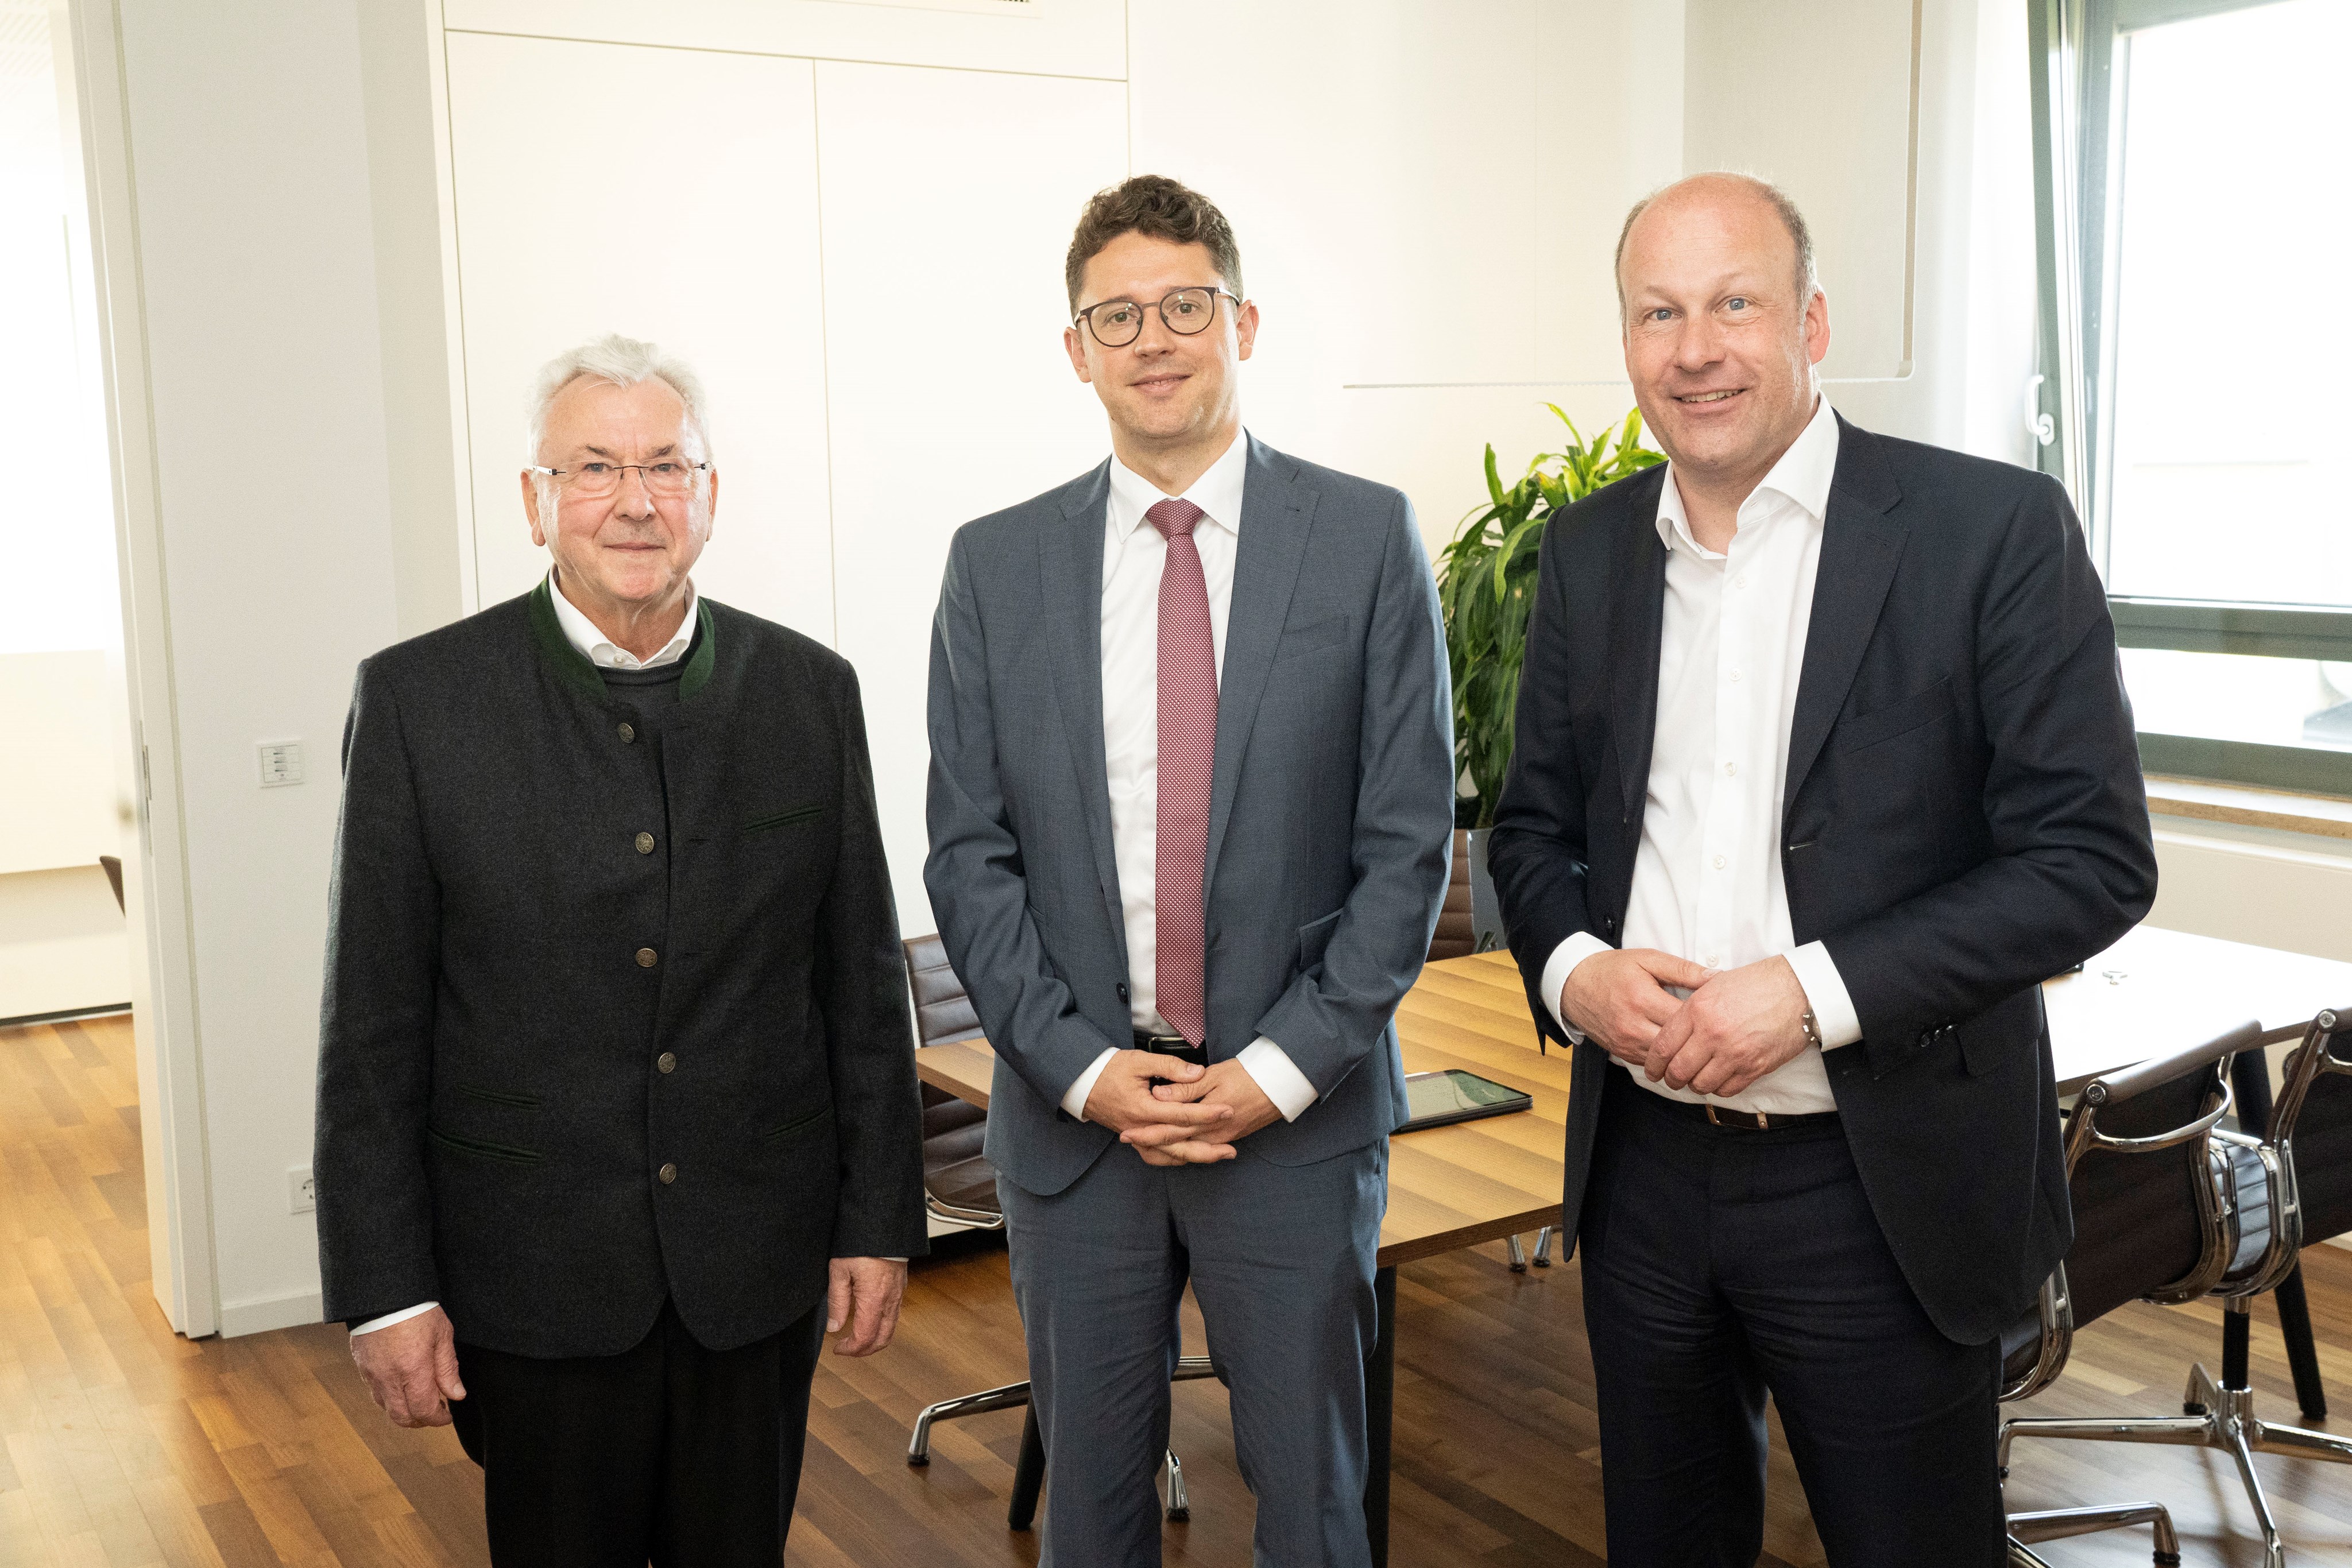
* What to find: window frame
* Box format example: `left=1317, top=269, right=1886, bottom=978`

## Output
left=2026, top=0, right=2352, bottom=796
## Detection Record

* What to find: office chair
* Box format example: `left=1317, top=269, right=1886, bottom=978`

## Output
left=1429, top=828, right=1477, bottom=962
left=1996, top=1019, right=2262, bottom=1567
left=2116, top=1005, right=2352, bottom=1567
left=899, top=934, right=1214, bottom=1526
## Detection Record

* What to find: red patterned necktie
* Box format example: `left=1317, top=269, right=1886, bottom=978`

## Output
left=1148, top=497, right=1216, bottom=1048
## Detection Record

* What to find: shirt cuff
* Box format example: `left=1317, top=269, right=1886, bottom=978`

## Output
left=1782, top=941, right=1863, bottom=1050
left=1061, top=1046, right=1119, bottom=1121
left=1540, top=931, right=1616, bottom=1042
left=1236, top=1037, right=1320, bottom=1122
left=350, top=1302, right=438, bottom=1336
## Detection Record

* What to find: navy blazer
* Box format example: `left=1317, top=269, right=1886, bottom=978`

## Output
left=924, top=436, right=1456, bottom=1195
left=1486, top=415, right=2158, bottom=1345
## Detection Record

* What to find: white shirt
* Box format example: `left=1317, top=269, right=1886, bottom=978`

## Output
left=1057, top=430, right=1321, bottom=1125
left=1539, top=396, right=1863, bottom=1116
left=546, top=568, right=698, bottom=669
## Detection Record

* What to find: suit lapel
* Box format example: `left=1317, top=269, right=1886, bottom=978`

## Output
left=1205, top=436, right=1317, bottom=899
left=1039, top=463, right=1127, bottom=946
left=1783, top=417, right=1909, bottom=811
left=1610, top=475, right=1670, bottom=824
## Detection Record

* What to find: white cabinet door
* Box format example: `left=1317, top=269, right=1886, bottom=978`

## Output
left=444, top=32, right=835, bottom=640
left=446, top=0, right=1124, bottom=84
left=814, top=60, right=1127, bottom=935
left=1685, top=0, right=1920, bottom=381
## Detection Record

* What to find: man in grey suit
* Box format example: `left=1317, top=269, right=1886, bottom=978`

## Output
left=925, top=175, right=1454, bottom=1566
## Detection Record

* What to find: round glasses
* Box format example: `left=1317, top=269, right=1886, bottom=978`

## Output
left=1073, top=287, right=1239, bottom=348
left=528, top=459, right=709, bottom=500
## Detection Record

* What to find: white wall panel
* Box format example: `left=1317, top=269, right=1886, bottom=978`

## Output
left=1127, top=0, right=1684, bottom=553
left=444, top=33, right=835, bottom=639
left=1685, top=0, right=1920, bottom=380
left=446, top=0, right=1123, bottom=82
left=814, top=60, right=1127, bottom=934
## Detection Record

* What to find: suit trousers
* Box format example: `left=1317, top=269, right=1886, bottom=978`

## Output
left=999, top=1137, right=1386, bottom=1568
left=449, top=1296, right=825, bottom=1567
left=1577, top=1071, right=2006, bottom=1567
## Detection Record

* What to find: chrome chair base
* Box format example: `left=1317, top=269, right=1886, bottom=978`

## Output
left=1506, top=1226, right=1555, bottom=1272
left=2001, top=1361, right=2352, bottom=1567
left=907, top=1354, right=1220, bottom=1524
left=2006, top=1501, right=2180, bottom=1566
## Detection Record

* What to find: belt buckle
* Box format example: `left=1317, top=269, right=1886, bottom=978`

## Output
left=1704, top=1104, right=1769, bottom=1130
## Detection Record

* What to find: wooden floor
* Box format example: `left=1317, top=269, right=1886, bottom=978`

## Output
left=5, top=1013, right=2350, bottom=1566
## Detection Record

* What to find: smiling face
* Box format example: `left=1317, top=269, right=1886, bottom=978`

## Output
left=1618, top=177, right=1829, bottom=495
left=521, top=374, right=715, bottom=618
left=1063, top=231, right=1257, bottom=462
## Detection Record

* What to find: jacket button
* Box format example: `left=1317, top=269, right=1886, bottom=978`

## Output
left=635, top=831, right=656, bottom=854
left=636, top=947, right=658, bottom=968
left=658, top=1162, right=677, bottom=1184
left=657, top=1051, right=676, bottom=1074
left=617, top=722, right=636, bottom=743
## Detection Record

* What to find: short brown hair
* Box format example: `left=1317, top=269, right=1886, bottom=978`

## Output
left=1064, top=175, right=1244, bottom=315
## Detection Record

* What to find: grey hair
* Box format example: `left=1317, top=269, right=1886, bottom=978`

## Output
left=524, top=333, right=714, bottom=463
left=1612, top=173, right=1819, bottom=316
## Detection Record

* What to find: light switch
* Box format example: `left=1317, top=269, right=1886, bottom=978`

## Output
left=258, top=741, right=305, bottom=788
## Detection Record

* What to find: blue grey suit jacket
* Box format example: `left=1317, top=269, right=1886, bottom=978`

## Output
left=924, top=435, right=1455, bottom=1196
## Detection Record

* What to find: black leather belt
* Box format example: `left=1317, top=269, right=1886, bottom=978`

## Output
left=1650, top=1094, right=1840, bottom=1132
left=1133, top=1029, right=1207, bottom=1068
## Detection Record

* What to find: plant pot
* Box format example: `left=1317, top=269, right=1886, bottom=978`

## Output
left=1465, top=827, right=1507, bottom=955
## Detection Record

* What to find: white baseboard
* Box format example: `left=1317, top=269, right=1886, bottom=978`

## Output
left=2329, top=1235, right=2352, bottom=1253
left=216, top=1288, right=324, bottom=1338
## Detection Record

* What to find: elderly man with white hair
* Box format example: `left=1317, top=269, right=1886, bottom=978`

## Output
left=313, top=334, right=926, bottom=1566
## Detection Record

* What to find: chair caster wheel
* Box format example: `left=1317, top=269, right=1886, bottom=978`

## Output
left=907, top=1454, right=930, bottom=1468
left=1533, top=1256, right=1552, bottom=1268
left=1997, top=1466, right=2009, bottom=1481
left=1166, top=1507, right=1190, bottom=1523
left=2183, top=1403, right=2206, bottom=1416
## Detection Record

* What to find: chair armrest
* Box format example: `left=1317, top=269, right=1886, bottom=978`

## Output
left=2088, top=1021, right=2262, bottom=1110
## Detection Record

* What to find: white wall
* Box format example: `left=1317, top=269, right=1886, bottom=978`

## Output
left=0, top=650, right=130, bottom=1019
left=74, top=0, right=408, bottom=1335
left=1, top=1, right=129, bottom=1022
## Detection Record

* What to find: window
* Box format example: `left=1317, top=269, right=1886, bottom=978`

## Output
left=2029, top=0, right=2352, bottom=795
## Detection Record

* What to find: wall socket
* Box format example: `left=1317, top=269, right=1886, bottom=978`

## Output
left=289, top=1166, right=315, bottom=1214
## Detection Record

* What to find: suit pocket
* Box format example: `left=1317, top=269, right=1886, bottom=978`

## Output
left=1297, top=907, right=1345, bottom=975
left=1955, top=985, right=2042, bottom=1078
left=1836, top=677, right=1955, bottom=754
left=455, top=1084, right=540, bottom=1109
left=763, top=1105, right=835, bottom=1143
left=1276, top=615, right=1349, bottom=659
left=745, top=802, right=826, bottom=834
left=426, top=1126, right=543, bottom=1164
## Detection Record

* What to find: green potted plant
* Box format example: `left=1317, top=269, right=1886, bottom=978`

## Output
left=1437, top=404, right=1665, bottom=948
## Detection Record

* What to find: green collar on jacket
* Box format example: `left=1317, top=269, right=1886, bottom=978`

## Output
left=527, top=576, right=718, bottom=703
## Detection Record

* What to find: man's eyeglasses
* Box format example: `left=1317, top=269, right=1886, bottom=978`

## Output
left=529, top=460, right=709, bottom=500
left=1072, top=288, right=1239, bottom=349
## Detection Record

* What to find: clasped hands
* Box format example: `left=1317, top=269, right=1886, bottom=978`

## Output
left=1084, top=1049, right=1281, bottom=1166
left=1561, top=947, right=1815, bottom=1098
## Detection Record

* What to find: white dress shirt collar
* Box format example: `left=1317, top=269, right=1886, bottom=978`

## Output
left=1105, top=427, right=1250, bottom=551
left=1654, top=393, right=1840, bottom=560
left=547, top=569, right=698, bottom=671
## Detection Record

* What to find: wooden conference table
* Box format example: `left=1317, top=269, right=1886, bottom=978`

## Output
left=911, top=923, right=2352, bottom=1565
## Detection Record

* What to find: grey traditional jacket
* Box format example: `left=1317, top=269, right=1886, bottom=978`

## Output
left=315, top=582, right=925, bottom=1358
